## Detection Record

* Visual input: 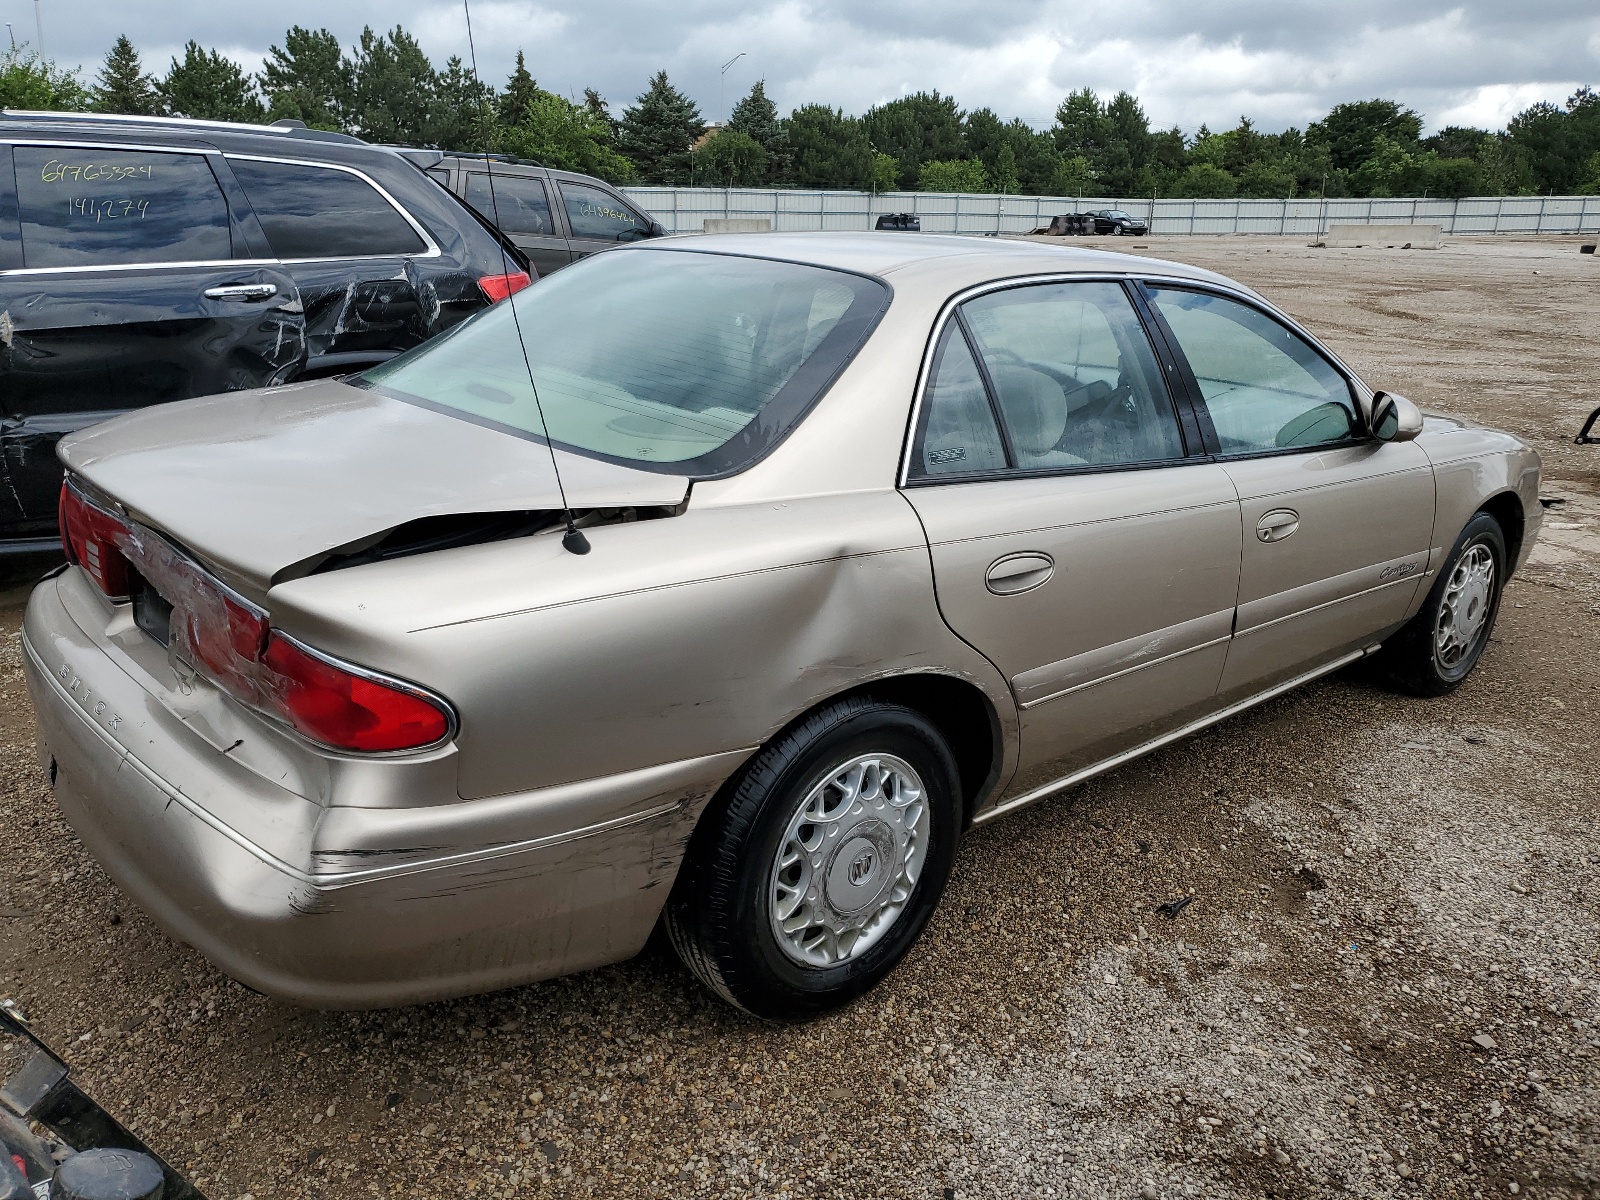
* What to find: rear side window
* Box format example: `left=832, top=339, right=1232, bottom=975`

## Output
left=909, top=324, right=1006, bottom=478
left=227, top=158, right=426, bottom=260
left=464, top=172, right=553, bottom=236
left=13, top=146, right=231, bottom=268
left=559, top=182, right=651, bottom=242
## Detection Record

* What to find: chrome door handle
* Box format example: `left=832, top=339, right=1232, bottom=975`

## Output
left=985, top=552, right=1055, bottom=596
left=203, top=283, right=278, bottom=302
left=1257, top=508, right=1300, bottom=543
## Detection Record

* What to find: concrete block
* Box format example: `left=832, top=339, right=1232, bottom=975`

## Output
left=1320, top=223, right=1442, bottom=249
left=702, top=218, right=773, bottom=234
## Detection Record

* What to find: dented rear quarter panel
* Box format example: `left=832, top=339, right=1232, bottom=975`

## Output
left=267, top=489, right=1019, bottom=805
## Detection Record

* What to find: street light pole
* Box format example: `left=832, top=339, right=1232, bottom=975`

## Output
left=33, top=0, right=42, bottom=56
left=719, top=52, right=745, bottom=125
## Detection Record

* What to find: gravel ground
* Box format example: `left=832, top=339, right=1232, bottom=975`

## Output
left=1, top=234, right=1597, bottom=1200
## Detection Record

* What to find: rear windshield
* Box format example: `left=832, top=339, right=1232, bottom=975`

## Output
left=358, top=248, right=888, bottom=477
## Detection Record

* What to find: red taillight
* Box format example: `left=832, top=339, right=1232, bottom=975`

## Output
left=57, top=476, right=451, bottom=754
left=58, top=481, right=132, bottom=597
left=260, top=634, right=451, bottom=753
left=477, top=271, right=532, bottom=303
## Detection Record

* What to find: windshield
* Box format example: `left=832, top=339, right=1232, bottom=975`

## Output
left=359, top=248, right=888, bottom=477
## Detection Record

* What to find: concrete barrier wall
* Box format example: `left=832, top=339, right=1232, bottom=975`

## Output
left=1323, top=223, right=1443, bottom=249
left=622, top=189, right=1600, bottom=238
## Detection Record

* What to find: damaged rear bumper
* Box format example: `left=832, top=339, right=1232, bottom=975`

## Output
left=22, top=574, right=745, bottom=1008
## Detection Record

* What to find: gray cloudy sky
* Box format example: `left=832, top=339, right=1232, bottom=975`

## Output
left=6, top=0, right=1599, bottom=134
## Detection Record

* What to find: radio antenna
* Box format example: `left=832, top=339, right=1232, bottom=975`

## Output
left=461, top=0, right=589, bottom=554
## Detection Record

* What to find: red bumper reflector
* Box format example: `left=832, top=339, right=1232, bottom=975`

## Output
left=477, top=271, right=532, bottom=304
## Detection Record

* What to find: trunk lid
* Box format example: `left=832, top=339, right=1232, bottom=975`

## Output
left=59, top=379, right=688, bottom=596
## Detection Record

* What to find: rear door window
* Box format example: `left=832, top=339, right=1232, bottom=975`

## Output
left=558, top=182, right=652, bottom=242
left=13, top=146, right=231, bottom=268
left=960, top=281, right=1185, bottom=469
left=227, top=157, right=426, bottom=260
left=464, top=172, right=553, bottom=236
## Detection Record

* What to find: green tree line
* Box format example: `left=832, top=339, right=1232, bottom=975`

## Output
left=2, top=32, right=1598, bottom=197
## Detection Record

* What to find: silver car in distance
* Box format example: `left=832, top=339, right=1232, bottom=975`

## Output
left=24, top=234, right=1541, bottom=1019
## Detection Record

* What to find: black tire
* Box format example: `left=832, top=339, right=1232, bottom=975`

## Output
left=1376, top=511, right=1507, bottom=697
left=665, top=695, right=962, bottom=1021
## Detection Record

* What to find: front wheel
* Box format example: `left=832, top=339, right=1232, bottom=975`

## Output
left=1376, top=511, right=1507, bottom=696
left=665, top=695, right=962, bottom=1020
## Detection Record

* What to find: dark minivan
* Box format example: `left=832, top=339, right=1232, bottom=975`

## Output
left=0, top=111, right=528, bottom=550
left=408, top=153, right=664, bottom=278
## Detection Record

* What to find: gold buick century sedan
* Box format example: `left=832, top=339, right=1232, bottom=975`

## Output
left=25, top=233, right=1540, bottom=1019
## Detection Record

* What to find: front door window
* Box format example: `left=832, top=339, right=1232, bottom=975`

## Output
left=1146, top=286, right=1359, bottom=453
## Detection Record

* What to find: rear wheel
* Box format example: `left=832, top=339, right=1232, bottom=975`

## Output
left=1376, top=511, right=1507, bottom=696
left=665, top=695, right=961, bottom=1020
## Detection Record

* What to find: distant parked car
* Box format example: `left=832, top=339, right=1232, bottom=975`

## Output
left=0, top=110, right=528, bottom=551
left=1086, top=209, right=1149, bottom=236
left=26, top=233, right=1540, bottom=1019
left=875, top=212, right=921, bottom=231
left=407, top=152, right=665, bottom=278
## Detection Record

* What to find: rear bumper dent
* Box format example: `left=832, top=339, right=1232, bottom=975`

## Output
left=23, top=580, right=745, bottom=1007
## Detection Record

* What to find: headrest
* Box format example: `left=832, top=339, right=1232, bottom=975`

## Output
left=990, top=364, right=1067, bottom=456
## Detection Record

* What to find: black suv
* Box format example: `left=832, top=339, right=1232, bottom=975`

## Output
left=407, top=152, right=664, bottom=278
left=0, top=111, right=527, bottom=550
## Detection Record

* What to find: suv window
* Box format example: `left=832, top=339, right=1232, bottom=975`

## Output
left=13, top=146, right=231, bottom=268
left=464, top=172, right=553, bottom=236
left=0, top=145, right=20, bottom=269
left=1147, top=286, right=1358, bottom=453
left=558, top=182, right=651, bottom=242
left=909, top=323, right=1007, bottom=479
left=227, top=157, right=426, bottom=260
left=959, top=281, right=1184, bottom=469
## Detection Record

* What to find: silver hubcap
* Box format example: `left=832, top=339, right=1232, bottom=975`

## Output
left=768, top=754, right=929, bottom=969
left=1435, top=543, right=1495, bottom=669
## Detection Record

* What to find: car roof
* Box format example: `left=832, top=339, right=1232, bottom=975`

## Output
left=641, top=232, right=1240, bottom=294
left=0, top=109, right=401, bottom=166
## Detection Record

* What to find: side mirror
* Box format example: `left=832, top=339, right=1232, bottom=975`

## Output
left=1371, top=391, right=1424, bottom=443
left=648, top=220, right=667, bottom=237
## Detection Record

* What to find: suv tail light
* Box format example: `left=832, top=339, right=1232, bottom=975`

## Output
left=59, top=481, right=132, bottom=598
left=477, top=271, right=531, bottom=303
left=56, top=476, right=453, bottom=753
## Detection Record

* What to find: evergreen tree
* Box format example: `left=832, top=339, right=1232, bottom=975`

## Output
left=1099, top=90, right=1152, bottom=193
left=92, top=35, right=160, bottom=115
left=259, top=26, right=350, bottom=132
left=616, top=71, right=704, bottom=184
left=864, top=91, right=965, bottom=189
left=158, top=42, right=265, bottom=123
left=1307, top=100, right=1422, bottom=173
left=1053, top=89, right=1108, bottom=162
left=583, top=88, right=615, bottom=131
left=0, top=46, right=89, bottom=110
left=786, top=104, right=874, bottom=188
left=727, top=80, right=787, bottom=183
left=498, top=50, right=540, bottom=126
left=728, top=80, right=781, bottom=146
left=429, top=56, right=493, bottom=151
left=349, top=25, right=438, bottom=144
